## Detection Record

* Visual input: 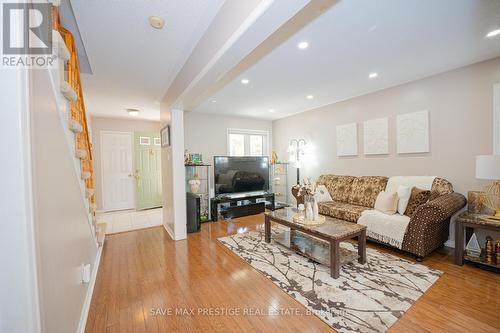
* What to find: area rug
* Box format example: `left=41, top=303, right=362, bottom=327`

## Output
left=218, top=228, right=442, bottom=333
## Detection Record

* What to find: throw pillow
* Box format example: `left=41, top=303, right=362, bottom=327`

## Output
left=397, top=185, right=412, bottom=215
left=315, top=185, right=333, bottom=203
left=374, top=191, right=399, bottom=215
left=404, top=187, right=431, bottom=217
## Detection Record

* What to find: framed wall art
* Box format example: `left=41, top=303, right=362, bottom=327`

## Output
left=160, top=125, right=170, bottom=147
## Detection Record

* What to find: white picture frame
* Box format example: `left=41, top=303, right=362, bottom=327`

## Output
left=397, top=110, right=430, bottom=154
left=336, top=123, right=358, bottom=156
left=139, top=136, right=151, bottom=145
left=363, top=117, right=389, bottom=155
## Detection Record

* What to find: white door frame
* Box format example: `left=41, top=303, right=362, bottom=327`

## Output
left=100, top=130, right=135, bottom=211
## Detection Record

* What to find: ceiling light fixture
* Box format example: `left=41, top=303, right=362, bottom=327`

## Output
left=306, top=95, right=314, bottom=100
left=268, top=108, right=275, bottom=113
left=298, top=41, right=309, bottom=49
left=369, top=72, right=378, bottom=79
left=149, top=16, right=165, bottom=29
left=486, top=29, right=500, bottom=38
left=241, top=79, right=249, bottom=85
left=126, top=108, right=140, bottom=116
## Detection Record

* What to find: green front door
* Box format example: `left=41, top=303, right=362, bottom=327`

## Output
left=134, top=132, right=162, bottom=210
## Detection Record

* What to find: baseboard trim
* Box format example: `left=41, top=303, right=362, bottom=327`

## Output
left=77, top=246, right=102, bottom=333
left=444, top=240, right=455, bottom=248
left=163, top=223, right=175, bottom=240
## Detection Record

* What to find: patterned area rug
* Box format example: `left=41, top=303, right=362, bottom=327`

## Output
left=218, top=228, right=442, bottom=333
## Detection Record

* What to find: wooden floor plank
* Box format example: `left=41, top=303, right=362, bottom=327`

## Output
left=86, top=213, right=500, bottom=333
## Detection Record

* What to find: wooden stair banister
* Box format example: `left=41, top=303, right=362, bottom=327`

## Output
left=53, top=6, right=97, bottom=221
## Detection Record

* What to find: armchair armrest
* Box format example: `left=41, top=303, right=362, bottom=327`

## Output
left=402, top=193, right=466, bottom=257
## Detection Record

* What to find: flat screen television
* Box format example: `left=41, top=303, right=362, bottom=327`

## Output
left=214, top=156, right=269, bottom=195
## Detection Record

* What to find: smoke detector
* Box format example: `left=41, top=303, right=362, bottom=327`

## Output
left=149, top=16, right=165, bottom=29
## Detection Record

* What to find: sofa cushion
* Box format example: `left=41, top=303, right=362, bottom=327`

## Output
left=315, top=185, right=333, bottom=203
left=404, top=187, right=431, bottom=217
left=374, top=191, right=399, bottom=214
left=317, top=175, right=356, bottom=203
left=429, top=177, right=454, bottom=201
left=347, top=176, right=388, bottom=208
left=318, top=201, right=369, bottom=222
left=396, top=185, right=412, bottom=214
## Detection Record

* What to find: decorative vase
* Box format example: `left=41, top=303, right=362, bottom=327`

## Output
left=313, top=198, right=319, bottom=220
left=188, top=179, right=201, bottom=193
left=304, top=194, right=314, bottom=220
left=467, top=191, right=483, bottom=214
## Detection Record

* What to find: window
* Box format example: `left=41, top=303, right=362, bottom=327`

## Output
left=227, top=129, right=269, bottom=156
left=228, top=133, right=245, bottom=156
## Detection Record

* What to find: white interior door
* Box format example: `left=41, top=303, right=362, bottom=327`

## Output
left=101, top=131, right=135, bottom=211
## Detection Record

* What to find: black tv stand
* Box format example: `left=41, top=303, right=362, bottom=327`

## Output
left=211, top=192, right=275, bottom=221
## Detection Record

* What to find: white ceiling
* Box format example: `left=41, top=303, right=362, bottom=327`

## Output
left=193, top=0, right=500, bottom=120
left=71, top=0, right=224, bottom=121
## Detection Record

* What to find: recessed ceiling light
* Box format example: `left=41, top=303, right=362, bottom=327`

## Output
left=126, top=108, right=140, bottom=116
left=486, top=29, right=500, bottom=38
left=369, top=72, right=378, bottom=79
left=306, top=95, right=314, bottom=100
left=241, top=79, right=249, bottom=85
left=268, top=108, right=275, bottom=113
left=298, top=41, right=309, bottom=49
left=149, top=16, right=165, bottom=29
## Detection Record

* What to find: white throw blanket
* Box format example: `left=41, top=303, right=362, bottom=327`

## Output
left=358, top=210, right=411, bottom=249
left=385, top=176, right=436, bottom=193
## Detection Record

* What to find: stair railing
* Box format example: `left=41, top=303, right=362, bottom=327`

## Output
left=53, top=7, right=96, bottom=216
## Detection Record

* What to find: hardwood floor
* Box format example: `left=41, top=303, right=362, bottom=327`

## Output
left=85, top=214, right=500, bottom=333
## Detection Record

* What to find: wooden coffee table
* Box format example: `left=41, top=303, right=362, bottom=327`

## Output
left=264, top=208, right=366, bottom=279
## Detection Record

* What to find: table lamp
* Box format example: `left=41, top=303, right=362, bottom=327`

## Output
left=476, top=155, right=500, bottom=220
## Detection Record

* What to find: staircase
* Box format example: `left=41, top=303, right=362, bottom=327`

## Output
left=52, top=5, right=105, bottom=245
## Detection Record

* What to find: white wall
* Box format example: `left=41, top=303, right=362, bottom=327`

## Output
left=1, top=55, right=99, bottom=332
left=160, top=108, right=187, bottom=240
left=184, top=112, right=273, bottom=164
left=273, top=57, right=500, bottom=195
left=30, top=65, right=99, bottom=333
left=494, top=83, right=500, bottom=154
left=273, top=57, right=500, bottom=246
left=0, top=68, right=41, bottom=333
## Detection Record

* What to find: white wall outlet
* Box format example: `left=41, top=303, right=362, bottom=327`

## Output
left=81, top=263, right=91, bottom=283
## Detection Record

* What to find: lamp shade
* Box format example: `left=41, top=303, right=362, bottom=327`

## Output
left=476, top=155, right=500, bottom=180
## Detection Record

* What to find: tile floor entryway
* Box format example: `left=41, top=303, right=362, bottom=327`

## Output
left=96, top=208, right=163, bottom=234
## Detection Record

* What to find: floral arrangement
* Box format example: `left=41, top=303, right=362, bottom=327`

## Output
left=292, top=178, right=317, bottom=197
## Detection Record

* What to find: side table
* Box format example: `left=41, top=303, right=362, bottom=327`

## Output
left=455, top=212, right=500, bottom=270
